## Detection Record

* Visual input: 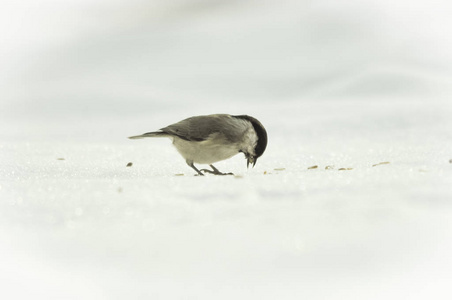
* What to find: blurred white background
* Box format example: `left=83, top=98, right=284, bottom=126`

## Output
left=2, top=0, right=452, bottom=121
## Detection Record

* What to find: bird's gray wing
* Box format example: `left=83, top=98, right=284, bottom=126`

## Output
left=160, top=114, right=240, bottom=142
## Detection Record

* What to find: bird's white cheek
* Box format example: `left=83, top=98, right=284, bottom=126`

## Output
left=242, top=128, right=258, bottom=155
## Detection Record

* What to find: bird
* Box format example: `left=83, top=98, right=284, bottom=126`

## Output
left=128, top=114, right=268, bottom=176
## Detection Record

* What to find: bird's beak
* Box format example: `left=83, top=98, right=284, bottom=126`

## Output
left=247, top=156, right=256, bottom=168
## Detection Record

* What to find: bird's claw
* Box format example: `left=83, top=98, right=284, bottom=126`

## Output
left=201, top=169, right=234, bottom=176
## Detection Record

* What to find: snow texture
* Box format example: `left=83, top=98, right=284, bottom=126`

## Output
left=1, top=0, right=452, bottom=299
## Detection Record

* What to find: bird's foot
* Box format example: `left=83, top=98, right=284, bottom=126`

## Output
left=200, top=169, right=234, bottom=176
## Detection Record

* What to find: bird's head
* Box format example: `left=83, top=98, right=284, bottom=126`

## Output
left=234, top=115, right=268, bottom=168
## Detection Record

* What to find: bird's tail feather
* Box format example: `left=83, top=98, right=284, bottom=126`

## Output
left=128, top=131, right=168, bottom=139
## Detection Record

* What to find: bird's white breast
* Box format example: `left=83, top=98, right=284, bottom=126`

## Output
left=172, top=136, right=237, bottom=164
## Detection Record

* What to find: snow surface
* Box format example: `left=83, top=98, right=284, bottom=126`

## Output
left=1, top=0, right=452, bottom=299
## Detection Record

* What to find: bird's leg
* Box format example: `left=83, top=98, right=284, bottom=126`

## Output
left=187, top=161, right=204, bottom=176
left=201, top=164, right=234, bottom=176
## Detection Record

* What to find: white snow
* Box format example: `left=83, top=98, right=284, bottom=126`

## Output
left=1, top=0, right=452, bottom=299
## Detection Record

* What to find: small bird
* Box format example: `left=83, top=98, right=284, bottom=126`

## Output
left=129, top=114, right=268, bottom=176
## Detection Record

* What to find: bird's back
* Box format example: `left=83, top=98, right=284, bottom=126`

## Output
left=161, top=114, right=248, bottom=142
